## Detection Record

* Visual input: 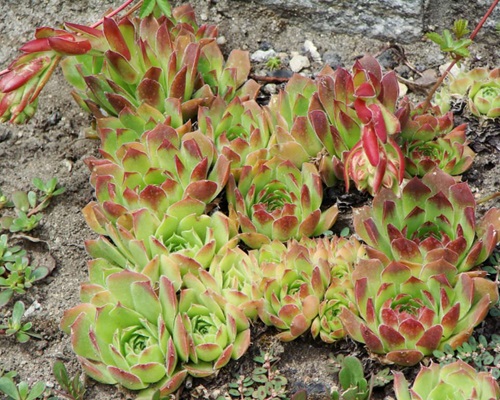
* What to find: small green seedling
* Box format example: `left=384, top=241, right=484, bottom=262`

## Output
left=426, top=19, right=472, bottom=60
left=0, top=257, right=49, bottom=307
left=0, top=178, right=65, bottom=233
left=0, top=301, right=41, bottom=343
left=266, top=56, right=282, bottom=71
left=433, top=334, right=500, bottom=379
left=331, top=356, right=371, bottom=400
left=225, top=351, right=290, bottom=400
left=0, top=373, right=46, bottom=400
left=52, top=361, right=86, bottom=400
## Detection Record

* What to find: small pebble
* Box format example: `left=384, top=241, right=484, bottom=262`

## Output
left=262, top=84, right=278, bottom=95
left=250, top=49, right=277, bottom=63
left=304, top=39, right=321, bottom=62
left=216, top=36, right=226, bottom=45
left=289, top=54, right=310, bottom=73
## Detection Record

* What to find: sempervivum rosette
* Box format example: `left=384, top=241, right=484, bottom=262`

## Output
left=353, top=168, right=500, bottom=272
left=253, top=236, right=363, bottom=342
left=61, top=4, right=258, bottom=122
left=161, top=272, right=251, bottom=377
left=339, top=256, right=498, bottom=366
left=393, top=360, right=500, bottom=399
left=266, top=55, right=405, bottom=193
left=86, top=124, right=230, bottom=220
left=197, top=96, right=272, bottom=177
left=84, top=197, right=238, bottom=280
left=404, top=124, right=475, bottom=177
left=60, top=271, right=187, bottom=396
left=436, top=67, right=500, bottom=119
left=227, top=156, right=338, bottom=247
left=310, top=236, right=365, bottom=343
left=254, top=239, right=332, bottom=341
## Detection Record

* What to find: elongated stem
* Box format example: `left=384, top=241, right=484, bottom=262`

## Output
left=31, top=55, right=62, bottom=102
left=477, top=191, right=500, bottom=205
left=91, top=0, right=138, bottom=28
left=420, top=0, right=499, bottom=113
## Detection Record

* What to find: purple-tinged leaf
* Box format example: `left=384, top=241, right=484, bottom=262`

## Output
left=107, top=366, right=146, bottom=390
left=103, top=18, right=131, bottom=60
left=361, top=325, right=384, bottom=353
left=48, top=36, right=91, bottom=55
left=386, top=350, right=424, bottom=366
left=415, top=324, right=442, bottom=352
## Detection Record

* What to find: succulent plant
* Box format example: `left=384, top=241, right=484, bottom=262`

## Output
left=253, top=236, right=362, bottom=342
left=436, top=67, right=500, bottom=119
left=397, top=100, right=453, bottom=139
left=339, top=256, right=498, bottom=366
left=162, top=272, right=251, bottom=377
left=61, top=6, right=257, bottom=122
left=208, top=246, right=263, bottom=320
left=353, top=168, right=500, bottom=272
left=197, top=96, right=272, bottom=177
left=393, top=360, right=500, bottom=399
left=60, top=271, right=188, bottom=395
left=403, top=123, right=475, bottom=177
left=84, top=197, right=237, bottom=280
left=227, top=156, right=338, bottom=247
left=254, top=239, right=330, bottom=341
left=85, top=124, right=230, bottom=220
left=267, top=55, right=404, bottom=193
left=0, top=27, right=91, bottom=123
left=340, top=133, right=404, bottom=195
left=310, top=236, right=365, bottom=343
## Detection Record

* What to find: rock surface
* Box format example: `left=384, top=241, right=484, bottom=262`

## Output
left=228, top=0, right=500, bottom=44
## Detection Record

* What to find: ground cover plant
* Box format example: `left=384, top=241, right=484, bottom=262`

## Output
left=0, top=0, right=499, bottom=398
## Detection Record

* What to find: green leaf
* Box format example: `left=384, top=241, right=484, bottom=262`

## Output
left=16, top=332, right=30, bottom=343
left=425, top=32, right=444, bottom=46
left=156, top=0, right=172, bottom=16
left=453, top=19, right=470, bottom=39
left=482, top=353, right=494, bottom=365
left=0, top=289, right=14, bottom=307
left=53, top=361, right=69, bottom=387
left=18, top=382, right=28, bottom=398
left=12, top=301, right=25, bottom=322
left=32, top=178, right=45, bottom=192
left=27, top=191, right=37, bottom=208
left=52, top=187, right=66, bottom=196
left=139, top=0, right=156, bottom=17
left=11, top=191, right=29, bottom=213
left=0, top=376, right=20, bottom=399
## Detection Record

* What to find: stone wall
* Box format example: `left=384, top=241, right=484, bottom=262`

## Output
left=230, top=0, right=499, bottom=44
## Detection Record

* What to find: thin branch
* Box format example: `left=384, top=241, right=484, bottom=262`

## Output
left=91, top=0, right=138, bottom=28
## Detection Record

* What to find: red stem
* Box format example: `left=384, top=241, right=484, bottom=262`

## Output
left=420, top=0, right=499, bottom=113
left=90, top=0, right=137, bottom=28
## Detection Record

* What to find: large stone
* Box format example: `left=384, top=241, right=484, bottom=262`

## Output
left=231, top=0, right=500, bottom=45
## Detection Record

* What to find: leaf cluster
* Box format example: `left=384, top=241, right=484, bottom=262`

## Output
left=433, top=334, right=500, bottom=379
left=139, top=0, right=171, bottom=18
left=52, top=361, right=86, bottom=400
left=0, top=301, right=41, bottom=343
left=266, top=57, right=282, bottom=71
left=329, top=356, right=371, bottom=400
left=0, top=178, right=65, bottom=233
left=0, top=373, right=46, bottom=400
left=222, top=351, right=300, bottom=400
left=425, top=19, right=472, bottom=60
